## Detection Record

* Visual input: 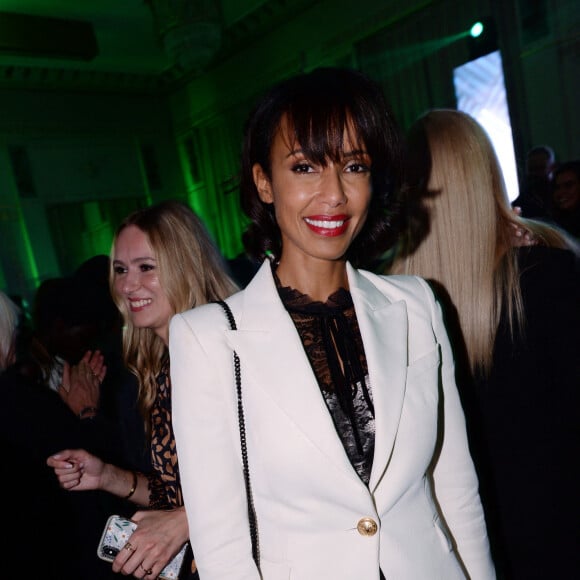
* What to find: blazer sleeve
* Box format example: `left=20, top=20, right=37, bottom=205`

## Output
left=169, top=309, right=261, bottom=580
left=417, top=278, right=496, bottom=580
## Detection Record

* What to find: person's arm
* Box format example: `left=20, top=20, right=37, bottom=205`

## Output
left=417, top=278, right=496, bottom=580
left=170, top=310, right=260, bottom=580
left=57, top=349, right=106, bottom=417
left=46, top=448, right=150, bottom=506
left=54, top=350, right=129, bottom=465
left=48, top=449, right=191, bottom=577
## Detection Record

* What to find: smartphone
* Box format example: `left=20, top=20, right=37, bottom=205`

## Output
left=97, top=514, right=188, bottom=580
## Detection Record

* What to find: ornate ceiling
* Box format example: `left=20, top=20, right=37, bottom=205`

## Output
left=0, top=0, right=310, bottom=93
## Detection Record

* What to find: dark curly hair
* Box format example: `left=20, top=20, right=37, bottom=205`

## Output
left=240, top=67, right=404, bottom=269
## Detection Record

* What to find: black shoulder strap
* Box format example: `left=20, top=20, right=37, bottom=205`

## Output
left=214, top=299, right=237, bottom=330
left=213, top=300, right=260, bottom=570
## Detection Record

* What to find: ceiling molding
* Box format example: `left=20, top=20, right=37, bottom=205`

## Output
left=0, top=64, right=171, bottom=94
left=0, top=0, right=314, bottom=94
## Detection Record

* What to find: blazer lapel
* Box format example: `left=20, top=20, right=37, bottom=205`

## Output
left=225, top=262, right=356, bottom=477
left=224, top=262, right=409, bottom=487
left=347, top=265, right=408, bottom=492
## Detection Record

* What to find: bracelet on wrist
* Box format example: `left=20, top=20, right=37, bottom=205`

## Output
left=79, top=406, right=99, bottom=419
left=124, top=470, right=138, bottom=500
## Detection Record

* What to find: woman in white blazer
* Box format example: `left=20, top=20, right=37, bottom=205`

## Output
left=170, top=67, right=496, bottom=580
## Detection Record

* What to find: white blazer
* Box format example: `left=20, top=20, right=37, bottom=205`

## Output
left=170, top=261, right=495, bottom=580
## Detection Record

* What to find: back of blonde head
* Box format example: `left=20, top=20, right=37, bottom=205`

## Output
left=110, top=200, right=238, bottom=425
left=393, top=110, right=522, bottom=375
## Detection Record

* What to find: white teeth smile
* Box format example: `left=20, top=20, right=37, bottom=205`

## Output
left=304, top=218, right=345, bottom=229
left=131, top=299, right=152, bottom=308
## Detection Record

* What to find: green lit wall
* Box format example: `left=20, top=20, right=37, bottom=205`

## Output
left=0, top=90, right=184, bottom=303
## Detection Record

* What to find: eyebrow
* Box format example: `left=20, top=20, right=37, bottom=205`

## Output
left=284, top=149, right=299, bottom=159
left=285, top=148, right=368, bottom=159
left=344, top=149, right=369, bottom=158
left=112, top=256, right=156, bottom=265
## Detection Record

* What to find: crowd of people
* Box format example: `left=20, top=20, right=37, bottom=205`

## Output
left=1, top=66, right=578, bottom=580
left=512, top=146, right=580, bottom=240
left=1, top=257, right=138, bottom=578
left=47, top=201, right=238, bottom=579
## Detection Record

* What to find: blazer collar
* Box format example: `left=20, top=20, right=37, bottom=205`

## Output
left=227, top=261, right=408, bottom=488
left=347, top=264, right=408, bottom=491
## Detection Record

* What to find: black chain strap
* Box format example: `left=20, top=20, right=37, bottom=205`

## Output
left=214, top=300, right=260, bottom=570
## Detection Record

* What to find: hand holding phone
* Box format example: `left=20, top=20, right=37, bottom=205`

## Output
left=97, top=514, right=188, bottom=580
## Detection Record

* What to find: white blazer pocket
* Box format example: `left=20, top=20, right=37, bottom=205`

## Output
left=407, top=346, right=440, bottom=380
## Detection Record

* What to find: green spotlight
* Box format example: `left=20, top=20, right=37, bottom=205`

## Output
left=470, top=21, right=484, bottom=38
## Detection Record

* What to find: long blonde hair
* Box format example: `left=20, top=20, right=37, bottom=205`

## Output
left=392, top=109, right=574, bottom=376
left=110, top=200, right=239, bottom=428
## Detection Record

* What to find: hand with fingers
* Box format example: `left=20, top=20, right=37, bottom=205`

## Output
left=510, top=206, right=538, bottom=247
left=120, top=541, right=154, bottom=577
left=113, top=508, right=190, bottom=579
left=58, top=349, right=107, bottom=418
left=46, top=448, right=106, bottom=491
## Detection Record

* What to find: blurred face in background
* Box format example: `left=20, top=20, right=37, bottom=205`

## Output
left=526, top=150, right=555, bottom=180
left=553, top=169, right=580, bottom=212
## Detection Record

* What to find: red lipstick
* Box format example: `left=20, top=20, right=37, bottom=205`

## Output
left=304, top=215, right=349, bottom=237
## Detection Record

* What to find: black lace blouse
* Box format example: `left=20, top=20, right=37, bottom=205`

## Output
left=276, top=276, right=376, bottom=486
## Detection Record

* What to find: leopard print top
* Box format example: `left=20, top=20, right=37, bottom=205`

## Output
left=147, top=359, right=183, bottom=509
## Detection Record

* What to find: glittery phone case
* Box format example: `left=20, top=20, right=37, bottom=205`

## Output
left=97, top=514, right=188, bottom=580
